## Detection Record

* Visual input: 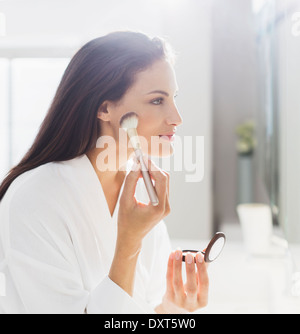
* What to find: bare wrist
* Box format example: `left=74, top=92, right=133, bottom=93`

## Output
left=109, top=240, right=142, bottom=296
left=115, top=238, right=142, bottom=260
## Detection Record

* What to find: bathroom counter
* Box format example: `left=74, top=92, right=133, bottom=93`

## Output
left=171, top=237, right=300, bottom=314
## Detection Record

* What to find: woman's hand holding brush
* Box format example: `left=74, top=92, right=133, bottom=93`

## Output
left=109, top=157, right=171, bottom=296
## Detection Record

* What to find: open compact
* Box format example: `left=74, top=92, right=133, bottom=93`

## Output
left=182, top=232, right=226, bottom=263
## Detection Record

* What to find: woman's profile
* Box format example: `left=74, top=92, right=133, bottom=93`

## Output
left=0, top=31, right=209, bottom=314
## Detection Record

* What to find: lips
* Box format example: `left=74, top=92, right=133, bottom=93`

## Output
left=159, top=133, right=175, bottom=142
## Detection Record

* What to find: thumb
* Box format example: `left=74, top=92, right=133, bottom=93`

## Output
left=121, top=161, right=141, bottom=199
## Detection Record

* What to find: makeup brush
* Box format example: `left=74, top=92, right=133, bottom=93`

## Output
left=120, top=112, right=159, bottom=206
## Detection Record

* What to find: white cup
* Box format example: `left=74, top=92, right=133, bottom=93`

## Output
left=237, top=203, right=273, bottom=255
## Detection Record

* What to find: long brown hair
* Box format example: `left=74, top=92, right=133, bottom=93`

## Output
left=0, top=31, right=172, bottom=201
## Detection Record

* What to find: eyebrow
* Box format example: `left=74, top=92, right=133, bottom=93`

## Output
left=147, top=90, right=179, bottom=97
left=146, top=90, right=170, bottom=97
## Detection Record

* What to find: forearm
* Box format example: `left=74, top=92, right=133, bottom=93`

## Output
left=108, top=240, right=142, bottom=296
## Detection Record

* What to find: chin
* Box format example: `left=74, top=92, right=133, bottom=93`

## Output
left=143, top=143, right=175, bottom=158
left=137, top=135, right=174, bottom=158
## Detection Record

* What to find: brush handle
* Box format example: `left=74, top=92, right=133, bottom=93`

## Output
left=134, top=149, right=159, bottom=206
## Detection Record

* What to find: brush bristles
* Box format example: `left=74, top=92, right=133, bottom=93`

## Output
left=119, top=112, right=138, bottom=130
left=119, top=112, right=141, bottom=150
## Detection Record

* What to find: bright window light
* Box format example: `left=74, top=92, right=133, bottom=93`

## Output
left=0, top=12, right=6, bottom=37
left=10, top=58, right=70, bottom=166
left=0, top=59, right=9, bottom=180
left=252, top=0, right=269, bottom=13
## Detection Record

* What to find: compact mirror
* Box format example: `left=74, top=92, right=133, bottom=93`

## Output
left=182, top=232, right=226, bottom=263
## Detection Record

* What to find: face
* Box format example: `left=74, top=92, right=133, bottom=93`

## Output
left=100, top=59, right=183, bottom=159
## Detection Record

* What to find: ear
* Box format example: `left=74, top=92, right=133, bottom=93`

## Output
left=97, top=101, right=112, bottom=122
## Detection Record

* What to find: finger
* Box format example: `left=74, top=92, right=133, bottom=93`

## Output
left=142, top=157, right=169, bottom=214
left=185, top=253, right=198, bottom=303
left=164, top=172, right=170, bottom=215
left=166, top=172, right=170, bottom=197
left=173, top=249, right=185, bottom=303
left=120, top=161, right=141, bottom=200
left=146, top=159, right=168, bottom=206
left=164, top=190, right=171, bottom=217
left=145, top=157, right=168, bottom=186
left=195, top=252, right=209, bottom=307
left=161, top=169, right=169, bottom=196
left=149, top=159, right=170, bottom=214
left=166, top=251, right=175, bottom=298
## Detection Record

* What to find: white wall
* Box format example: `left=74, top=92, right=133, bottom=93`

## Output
left=160, top=1, right=213, bottom=240
left=0, top=0, right=213, bottom=239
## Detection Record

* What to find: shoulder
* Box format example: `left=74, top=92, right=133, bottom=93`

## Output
left=3, top=163, right=63, bottom=210
left=0, top=159, right=86, bottom=245
left=1, top=156, right=87, bottom=216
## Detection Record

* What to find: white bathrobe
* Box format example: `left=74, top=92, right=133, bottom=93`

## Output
left=0, top=155, right=171, bottom=314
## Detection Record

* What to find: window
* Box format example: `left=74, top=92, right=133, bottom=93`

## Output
left=0, top=58, right=70, bottom=179
left=0, top=58, right=9, bottom=180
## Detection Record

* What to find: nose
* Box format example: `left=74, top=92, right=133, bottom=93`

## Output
left=166, top=103, right=183, bottom=127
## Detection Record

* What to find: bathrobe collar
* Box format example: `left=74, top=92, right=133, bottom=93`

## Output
left=71, top=154, right=133, bottom=225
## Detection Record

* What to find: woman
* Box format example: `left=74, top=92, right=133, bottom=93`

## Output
left=0, top=31, right=209, bottom=314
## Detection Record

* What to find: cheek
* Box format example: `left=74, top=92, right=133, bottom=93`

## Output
left=137, top=120, right=158, bottom=154
left=137, top=112, right=161, bottom=134
left=137, top=123, right=158, bottom=145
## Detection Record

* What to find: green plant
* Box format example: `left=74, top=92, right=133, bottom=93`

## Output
left=235, top=120, right=256, bottom=155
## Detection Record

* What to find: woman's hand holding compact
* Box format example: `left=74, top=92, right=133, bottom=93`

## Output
left=156, top=250, right=209, bottom=314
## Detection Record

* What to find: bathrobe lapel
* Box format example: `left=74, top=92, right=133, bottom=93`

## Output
left=66, top=155, right=131, bottom=273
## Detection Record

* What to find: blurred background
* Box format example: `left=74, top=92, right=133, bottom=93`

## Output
left=0, top=0, right=300, bottom=312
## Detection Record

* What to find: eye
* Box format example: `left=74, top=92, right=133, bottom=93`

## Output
left=151, top=97, right=164, bottom=105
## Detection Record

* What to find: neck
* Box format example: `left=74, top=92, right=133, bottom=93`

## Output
left=87, top=121, right=136, bottom=183
left=86, top=145, right=133, bottom=184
